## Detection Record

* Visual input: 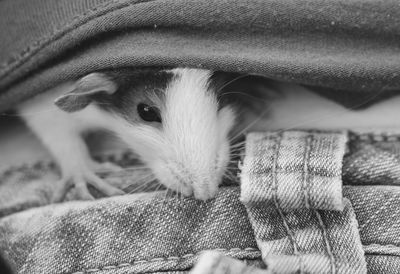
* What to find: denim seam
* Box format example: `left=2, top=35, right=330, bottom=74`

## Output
left=271, top=133, right=304, bottom=273
left=363, top=244, right=400, bottom=255
left=304, top=134, right=336, bottom=273
left=302, top=135, right=312, bottom=209
left=0, top=0, right=156, bottom=78
left=67, top=247, right=261, bottom=274
left=243, top=171, right=339, bottom=177
left=349, top=133, right=400, bottom=143
left=313, top=210, right=337, bottom=274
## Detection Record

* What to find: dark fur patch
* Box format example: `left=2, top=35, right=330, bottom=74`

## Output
left=92, top=67, right=174, bottom=124
left=209, top=71, right=279, bottom=113
left=0, top=252, right=13, bottom=274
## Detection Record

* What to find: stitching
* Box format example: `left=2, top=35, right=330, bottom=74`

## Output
left=358, top=195, right=396, bottom=232
left=271, top=132, right=303, bottom=273
left=349, top=132, right=400, bottom=143
left=363, top=243, right=400, bottom=250
left=302, top=134, right=335, bottom=273
left=314, top=210, right=336, bottom=274
left=302, top=135, right=312, bottom=209
left=304, top=134, right=336, bottom=273
left=68, top=247, right=260, bottom=274
left=0, top=0, right=155, bottom=78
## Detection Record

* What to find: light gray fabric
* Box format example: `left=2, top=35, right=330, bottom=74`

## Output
left=241, top=131, right=347, bottom=211
left=240, top=131, right=366, bottom=273
left=1, top=131, right=400, bottom=273
left=0, top=188, right=260, bottom=274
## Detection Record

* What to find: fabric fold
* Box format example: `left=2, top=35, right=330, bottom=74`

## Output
left=240, top=131, right=367, bottom=274
left=240, top=131, right=348, bottom=211
left=2, top=0, right=400, bottom=112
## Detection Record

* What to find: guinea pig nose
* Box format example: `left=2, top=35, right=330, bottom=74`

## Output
left=178, top=181, right=193, bottom=197
left=193, top=180, right=219, bottom=201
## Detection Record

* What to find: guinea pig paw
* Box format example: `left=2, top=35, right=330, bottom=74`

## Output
left=51, top=176, right=92, bottom=203
left=51, top=171, right=125, bottom=203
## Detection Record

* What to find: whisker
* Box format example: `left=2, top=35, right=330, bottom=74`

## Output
left=229, top=105, right=272, bottom=142
left=127, top=178, right=156, bottom=194
left=230, top=143, right=246, bottom=149
left=105, top=171, right=152, bottom=179
left=230, top=146, right=245, bottom=151
left=124, top=175, right=155, bottom=189
left=223, top=171, right=239, bottom=183
left=160, top=188, right=169, bottom=209
left=229, top=153, right=245, bottom=156
left=154, top=183, right=162, bottom=192
left=124, top=173, right=155, bottom=188
left=216, top=74, right=251, bottom=94
left=220, top=90, right=270, bottom=103
left=227, top=160, right=240, bottom=164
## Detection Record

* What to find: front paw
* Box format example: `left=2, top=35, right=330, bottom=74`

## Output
left=52, top=169, right=125, bottom=203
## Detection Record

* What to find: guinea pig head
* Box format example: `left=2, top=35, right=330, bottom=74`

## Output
left=123, top=68, right=236, bottom=200
left=55, top=68, right=236, bottom=201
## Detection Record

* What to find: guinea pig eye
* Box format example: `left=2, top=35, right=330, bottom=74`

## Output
left=137, top=103, right=161, bottom=123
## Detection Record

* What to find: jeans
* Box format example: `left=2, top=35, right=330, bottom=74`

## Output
left=241, top=131, right=365, bottom=273
left=0, top=130, right=399, bottom=273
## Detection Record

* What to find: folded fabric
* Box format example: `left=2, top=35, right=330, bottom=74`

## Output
left=1, top=0, right=400, bottom=112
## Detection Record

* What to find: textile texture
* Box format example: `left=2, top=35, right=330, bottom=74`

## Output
left=240, top=131, right=365, bottom=273
left=1, top=0, right=400, bottom=112
left=0, top=131, right=400, bottom=273
left=1, top=0, right=400, bottom=273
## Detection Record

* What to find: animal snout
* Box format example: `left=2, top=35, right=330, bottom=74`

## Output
left=176, top=176, right=219, bottom=201
left=162, top=162, right=220, bottom=201
left=174, top=175, right=219, bottom=201
left=191, top=177, right=219, bottom=201
left=192, top=183, right=218, bottom=201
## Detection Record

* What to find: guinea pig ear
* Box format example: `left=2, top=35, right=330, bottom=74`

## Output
left=54, top=73, right=118, bottom=112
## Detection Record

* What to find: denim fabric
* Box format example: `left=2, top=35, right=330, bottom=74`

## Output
left=0, top=188, right=260, bottom=274
left=0, top=131, right=400, bottom=273
left=240, top=131, right=366, bottom=273
left=344, top=133, right=400, bottom=186
left=241, top=131, right=347, bottom=211
left=1, top=0, right=400, bottom=112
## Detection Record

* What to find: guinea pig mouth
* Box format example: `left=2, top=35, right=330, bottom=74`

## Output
left=157, top=162, right=221, bottom=201
left=161, top=164, right=194, bottom=196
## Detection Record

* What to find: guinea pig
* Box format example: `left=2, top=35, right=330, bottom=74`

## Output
left=17, top=68, right=267, bottom=201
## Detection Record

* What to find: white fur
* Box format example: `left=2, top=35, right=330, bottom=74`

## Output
left=111, top=68, right=235, bottom=200
left=17, top=82, right=117, bottom=177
